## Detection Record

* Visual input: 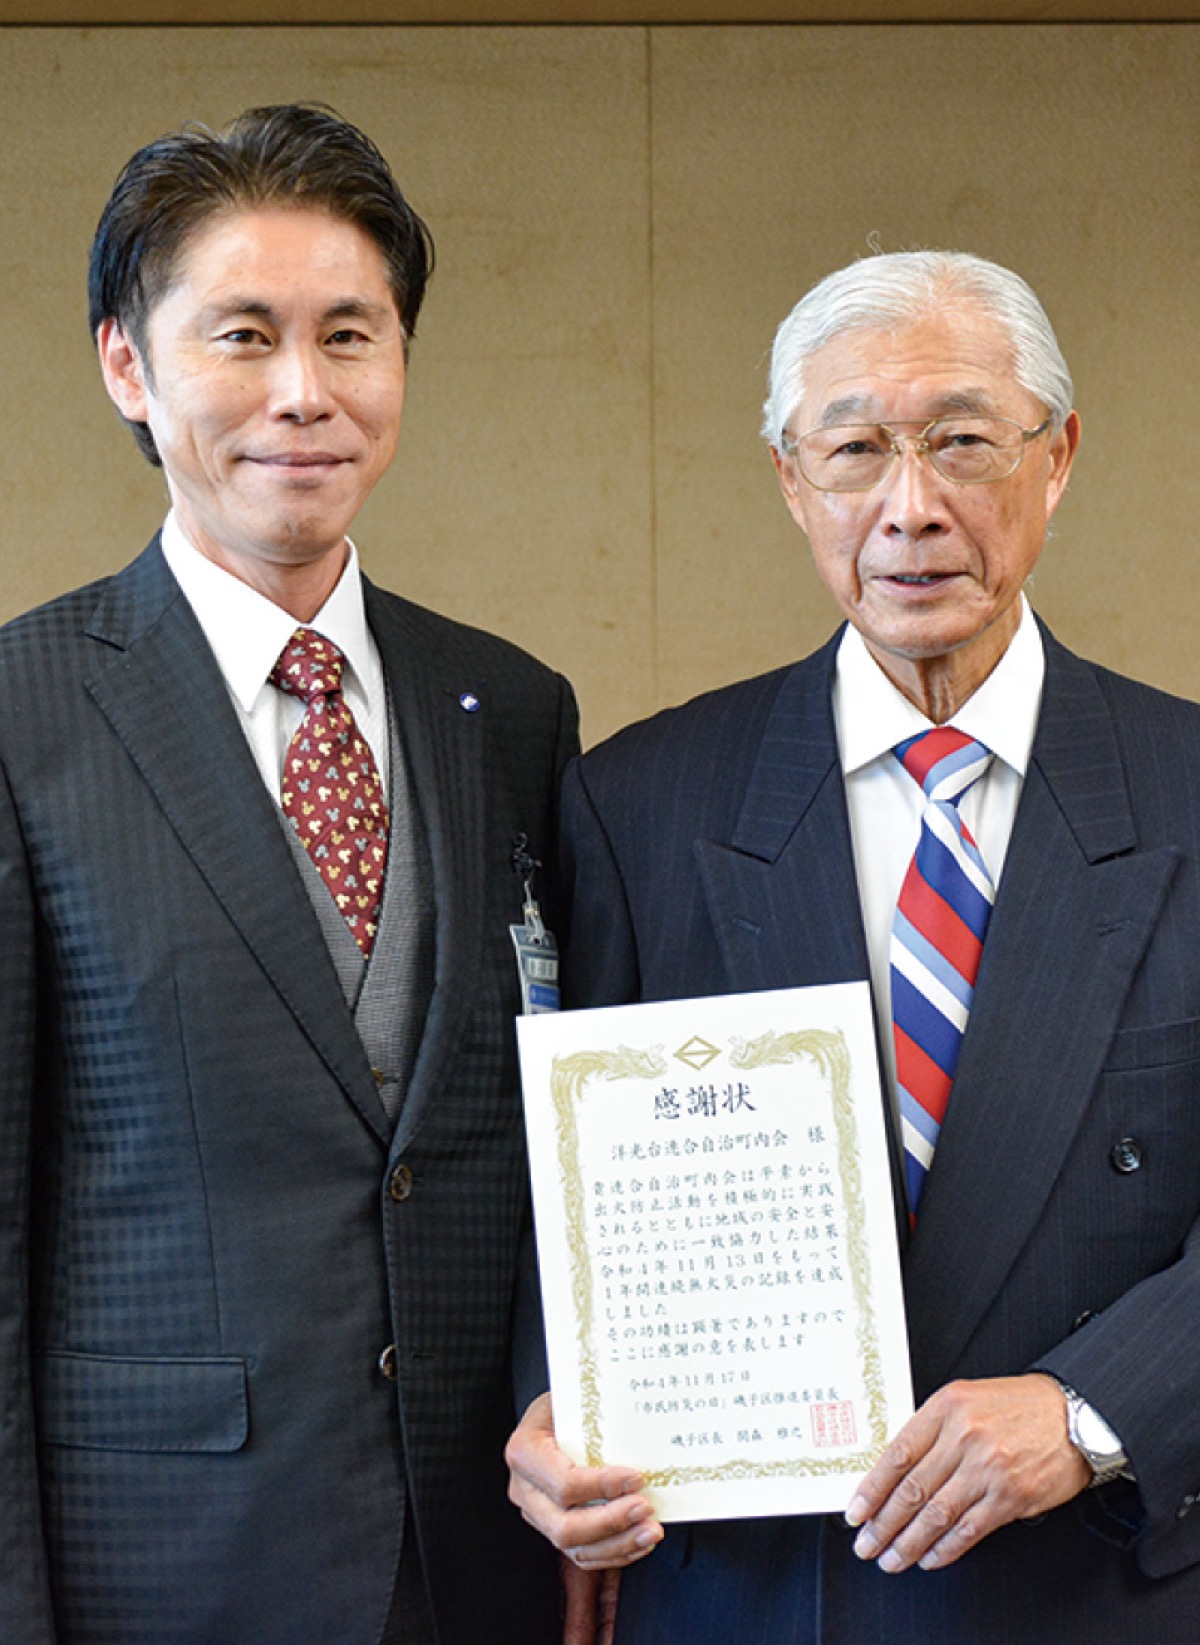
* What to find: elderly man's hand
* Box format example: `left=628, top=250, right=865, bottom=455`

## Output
left=844, top=1373, right=1091, bottom=1573
left=506, top=1393, right=664, bottom=1572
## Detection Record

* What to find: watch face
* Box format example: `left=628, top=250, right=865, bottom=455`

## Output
left=1072, top=1400, right=1125, bottom=1470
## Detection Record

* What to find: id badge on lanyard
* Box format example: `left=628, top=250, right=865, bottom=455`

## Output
left=510, top=834, right=560, bottom=1014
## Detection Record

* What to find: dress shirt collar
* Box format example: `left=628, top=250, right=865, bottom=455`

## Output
left=160, top=510, right=382, bottom=715
left=834, top=594, right=1045, bottom=777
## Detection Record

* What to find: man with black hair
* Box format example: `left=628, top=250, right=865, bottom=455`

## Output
left=0, top=104, right=575, bottom=1645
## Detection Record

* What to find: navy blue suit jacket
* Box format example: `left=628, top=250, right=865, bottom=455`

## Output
left=558, top=624, right=1200, bottom=1643
left=0, top=540, right=576, bottom=1644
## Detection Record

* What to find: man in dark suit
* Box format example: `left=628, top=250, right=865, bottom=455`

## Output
left=0, top=104, right=575, bottom=1644
left=507, top=250, right=1200, bottom=1641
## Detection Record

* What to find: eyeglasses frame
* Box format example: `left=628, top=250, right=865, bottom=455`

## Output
left=780, top=412, right=1053, bottom=493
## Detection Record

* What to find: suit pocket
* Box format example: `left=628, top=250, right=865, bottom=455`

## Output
left=36, top=1350, right=248, bottom=1454
left=1102, top=1016, right=1200, bottom=1071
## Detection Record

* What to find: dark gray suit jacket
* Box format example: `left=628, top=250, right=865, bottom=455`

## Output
left=0, top=540, right=577, bottom=1644
left=558, top=624, right=1200, bottom=1643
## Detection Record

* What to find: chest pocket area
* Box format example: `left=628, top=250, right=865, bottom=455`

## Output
left=1102, top=1017, right=1200, bottom=1074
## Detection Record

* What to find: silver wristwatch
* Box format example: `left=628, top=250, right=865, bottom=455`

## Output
left=1057, top=1382, right=1129, bottom=1487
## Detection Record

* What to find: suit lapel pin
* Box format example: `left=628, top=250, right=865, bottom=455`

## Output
left=459, top=692, right=481, bottom=713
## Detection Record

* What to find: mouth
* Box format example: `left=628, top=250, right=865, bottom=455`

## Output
left=883, top=572, right=958, bottom=586
left=247, top=453, right=348, bottom=470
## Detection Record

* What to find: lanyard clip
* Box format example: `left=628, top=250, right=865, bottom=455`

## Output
left=511, top=833, right=547, bottom=944
left=510, top=833, right=558, bottom=1013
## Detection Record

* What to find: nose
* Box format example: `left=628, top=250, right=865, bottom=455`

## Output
left=878, top=442, right=952, bottom=538
left=267, top=344, right=335, bottom=424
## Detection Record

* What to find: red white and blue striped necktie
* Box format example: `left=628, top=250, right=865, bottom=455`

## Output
left=890, top=727, right=995, bottom=1221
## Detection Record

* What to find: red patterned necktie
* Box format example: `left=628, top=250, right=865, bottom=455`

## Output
left=889, top=727, right=995, bottom=1220
left=270, top=627, right=389, bottom=958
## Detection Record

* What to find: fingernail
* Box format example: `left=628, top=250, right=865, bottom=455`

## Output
left=878, top=1549, right=904, bottom=1574
left=852, top=1529, right=878, bottom=1561
left=635, top=1526, right=661, bottom=1548
left=844, top=1494, right=869, bottom=1528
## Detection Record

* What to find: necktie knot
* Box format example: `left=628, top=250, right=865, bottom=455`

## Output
left=896, top=726, right=992, bottom=808
left=271, top=627, right=346, bottom=704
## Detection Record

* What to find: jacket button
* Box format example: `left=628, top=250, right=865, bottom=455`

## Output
left=389, top=1163, right=414, bottom=1203
left=1070, top=1310, right=1096, bottom=1333
left=378, top=1344, right=399, bottom=1382
left=1177, top=1492, right=1198, bottom=1520
left=1110, top=1137, right=1143, bottom=1174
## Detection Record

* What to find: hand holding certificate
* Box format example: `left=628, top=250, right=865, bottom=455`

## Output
left=517, top=982, right=912, bottom=1524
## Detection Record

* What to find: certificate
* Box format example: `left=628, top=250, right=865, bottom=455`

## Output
left=516, top=982, right=912, bottom=1523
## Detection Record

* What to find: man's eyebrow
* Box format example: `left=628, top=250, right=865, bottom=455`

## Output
left=816, top=394, right=877, bottom=426
left=193, top=298, right=276, bottom=327
left=320, top=297, right=397, bottom=326
left=926, top=388, right=1004, bottom=416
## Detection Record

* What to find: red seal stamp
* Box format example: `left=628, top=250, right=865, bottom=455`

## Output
left=811, top=1400, right=857, bottom=1448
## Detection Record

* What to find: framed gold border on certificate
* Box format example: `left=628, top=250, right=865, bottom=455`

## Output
left=517, top=983, right=913, bottom=1522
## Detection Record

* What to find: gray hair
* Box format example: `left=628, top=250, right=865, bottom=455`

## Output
left=761, top=250, right=1074, bottom=449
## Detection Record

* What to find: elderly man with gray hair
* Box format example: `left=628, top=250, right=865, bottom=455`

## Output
left=507, top=250, right=1200, bottom=1644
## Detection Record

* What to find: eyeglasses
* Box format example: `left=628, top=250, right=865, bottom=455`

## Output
left=780, top=414, right=1052, bottom=493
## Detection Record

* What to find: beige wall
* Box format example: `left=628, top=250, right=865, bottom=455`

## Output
left=5, top=4, right=1200, bottom=21
left=1, top=25, right=1197, bottom=745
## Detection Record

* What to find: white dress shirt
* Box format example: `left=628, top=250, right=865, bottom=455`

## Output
left=833, top=596, right=1045, bottom=1107
left=160, top=510, right=390, bottom=798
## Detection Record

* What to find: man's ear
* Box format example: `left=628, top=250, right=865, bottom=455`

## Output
left=770, top=443, right=812, bottom=535
left=1044, top=408, right=1081, bottom=524
left=96, top=318, right=149, bottom=421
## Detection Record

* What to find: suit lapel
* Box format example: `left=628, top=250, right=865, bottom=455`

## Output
left=905, top=634, right=1180, bottom=1390
left=694, top=638, right=872, bottom=995
left=363, top=583, right=488, bottom=1150
left=83, top=541, right=391, bottom=1145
